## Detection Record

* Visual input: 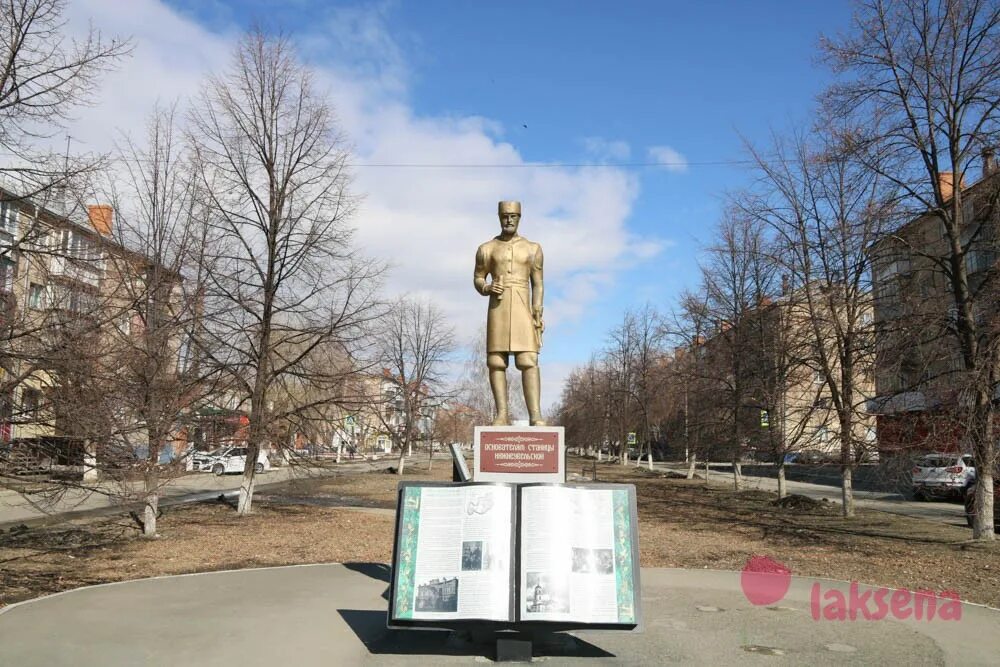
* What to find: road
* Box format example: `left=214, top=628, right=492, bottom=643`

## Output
left=657, top=462, right=969, bottom=528
left=0, top=456, right=400, bottom=528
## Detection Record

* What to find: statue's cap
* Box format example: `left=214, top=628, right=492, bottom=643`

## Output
left=498, top=200, right=521, bottom=214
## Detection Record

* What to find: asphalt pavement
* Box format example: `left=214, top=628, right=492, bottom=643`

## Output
left=656, top=463, right=969, bottom=528
left=0, top=563, right=996, bottom=665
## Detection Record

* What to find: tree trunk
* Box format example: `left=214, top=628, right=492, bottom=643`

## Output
left=841, top=464, right=854, bottom=518
left=839, top=410, right=854, bottom=518
left=237, top=469, right=257, bottom=515
left=971, top=389, right=996, bottom=540
left=704, top=459, right=710, bottom=482
left=647, top=452, right=653, bottom=471
left=142, top=468, right=158, bottom=538
left=396, top=439, right=406, bottom=476
left=974, top=471, right=995, bottom=540
left=733, top=460, right=743, bottom=491
left=428, top=443, right=434, bottom=471
left=776, top=461, right=786, bottom=499
left=686, top=453, right=697, bottom=479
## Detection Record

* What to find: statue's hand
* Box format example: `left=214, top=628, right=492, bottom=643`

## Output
left=487, top=281, right=505, bottom=296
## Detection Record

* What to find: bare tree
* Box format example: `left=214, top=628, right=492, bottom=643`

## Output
left=698, top=212, right=782, bottom=490
left=93, top=104, right=217, bottom=537
left=189, top=30, right=381, bottom=516
left=555, top=357, right=611, bottom=457
left=739, top=128, right=892, bottom=515
left=664, top=291, right=716, bottom=478
left=0, top=0, right=129, bottom=200
left=822, top=0, right=1000, bottom=537
left=372, top=297, right=455, bottom=476
left=603, top=305, right=665, bottom=466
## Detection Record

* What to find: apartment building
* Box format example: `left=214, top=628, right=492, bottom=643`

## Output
left=868, top=153, right=1000, bottom=455
left=688, top=286, right=875, bottom=462
left=0, top=186, right=185, bottom=453
left=350, top=370, right=437, bottom=455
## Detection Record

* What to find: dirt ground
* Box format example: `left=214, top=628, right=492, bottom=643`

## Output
left=2, top=457, right=998, bottom=609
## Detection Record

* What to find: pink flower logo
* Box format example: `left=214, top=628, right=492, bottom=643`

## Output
left=741, top=555, right=792, bottom=606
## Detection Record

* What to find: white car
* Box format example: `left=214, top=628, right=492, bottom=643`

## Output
left=912, top=453, right=975, bottom=500
left=194, top=446, right=270, bottom=476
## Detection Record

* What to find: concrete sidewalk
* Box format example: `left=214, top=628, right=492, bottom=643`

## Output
left=0, top=564, right=996, bottom=665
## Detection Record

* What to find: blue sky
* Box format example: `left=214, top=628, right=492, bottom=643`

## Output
left=67, top=0, right=856, bottom=409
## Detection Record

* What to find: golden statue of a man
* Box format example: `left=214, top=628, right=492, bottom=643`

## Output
left=474, top=201, right=546, bottom=426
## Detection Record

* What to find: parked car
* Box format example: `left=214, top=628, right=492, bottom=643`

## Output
left=193, top=446, right=270, bottom=476
left=964, top=478, right=999, bottom=530
left=798, top=449, right=836, bottom=464
left=912, top=453, right=975, bottom=501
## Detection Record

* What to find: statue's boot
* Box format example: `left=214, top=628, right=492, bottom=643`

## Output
left=489, top=367, right=510, bottom=426
left=523, top=366, right=546, bottom=426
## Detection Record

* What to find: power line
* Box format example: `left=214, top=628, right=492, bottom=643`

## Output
left=345, top=159, right=751, bottom=169
left=0, top=152, right=752, bottom=169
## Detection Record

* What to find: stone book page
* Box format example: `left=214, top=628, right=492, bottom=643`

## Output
left=392, top=484, right=514, bottom=622
left=517, top=485, right=638, bottom=625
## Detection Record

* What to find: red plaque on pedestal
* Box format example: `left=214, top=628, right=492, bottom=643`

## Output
left=474, top=426, right=565, bottom=483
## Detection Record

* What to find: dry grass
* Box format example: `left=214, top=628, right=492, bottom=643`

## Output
left=2, top=456, right=998, bottom=609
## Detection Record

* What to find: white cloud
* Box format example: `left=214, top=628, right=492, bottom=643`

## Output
left=61, top=1, right=664, bottom=408
left=647, top=145, right=688, bottom=172
left=581, top=137, right=631, bottom=161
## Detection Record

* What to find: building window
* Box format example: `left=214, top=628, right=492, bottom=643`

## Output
left=28, top=283, right=45, bottom=309
left=874, top=256, right=910, bottom=283
left=966, top=248, right=995, bottom=274
left=0, top=202, right=18, bottom=235
left=0, top=257, right=15, bottom=292
left=21, top=388, right=40, bottom=419
left=59, top=228, right=100, bottom=261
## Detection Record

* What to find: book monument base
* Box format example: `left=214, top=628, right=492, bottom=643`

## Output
left=388, top=426, right=641, bottom=661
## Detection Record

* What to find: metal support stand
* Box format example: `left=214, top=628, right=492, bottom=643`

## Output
left=446, top=629, right=578, bottom=663
left=495, top=635, right=532, bottom=662
left=450, top=442, right=471, bottom=482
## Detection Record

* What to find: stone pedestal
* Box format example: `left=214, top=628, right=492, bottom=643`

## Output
left=473, top=425, right=565, bottom=483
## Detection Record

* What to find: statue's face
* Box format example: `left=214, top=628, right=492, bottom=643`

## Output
left=499, top=211, right=520, bottom=235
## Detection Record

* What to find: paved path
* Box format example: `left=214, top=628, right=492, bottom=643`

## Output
left=656, top=463, right=968, bottom=527
left=0, top=457, right=398, bottom=528
left=0, top=564, right=996, bottom=665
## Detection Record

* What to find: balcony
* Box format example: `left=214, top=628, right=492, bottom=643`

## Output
left=866, top=391, right=934, bottom=415
left=49, top=255, right=104, bottom=288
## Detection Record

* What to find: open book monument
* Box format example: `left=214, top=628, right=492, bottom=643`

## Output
left=388, top=482, right=640, bottom=629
